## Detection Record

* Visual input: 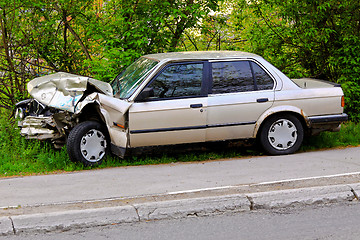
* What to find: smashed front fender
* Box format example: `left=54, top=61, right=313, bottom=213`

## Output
left=75, top=92, right=132, bottom=116
left=76, top=92, right=132, bottom=152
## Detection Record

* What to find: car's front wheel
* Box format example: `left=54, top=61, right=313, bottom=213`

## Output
left=259, top=114, right=304, bottom=155
left=67, top=121, right=109, bottom=166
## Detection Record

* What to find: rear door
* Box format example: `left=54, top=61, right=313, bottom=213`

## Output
left=129, top=62, right=208, bottom=147
left=206, top=60, right=275, bottom=141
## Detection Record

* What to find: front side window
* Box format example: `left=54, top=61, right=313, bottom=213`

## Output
left=147, top=63, right=204, bottom=99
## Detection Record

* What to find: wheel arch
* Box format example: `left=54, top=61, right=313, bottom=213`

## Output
left=77, top=103, right=106, bottom=124
left=75, top=100, right=129, bottom=155
left=254, top=106, right=310, bottom=139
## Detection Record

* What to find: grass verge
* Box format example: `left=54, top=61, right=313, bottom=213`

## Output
left=1, top=110, right=359, bottom=177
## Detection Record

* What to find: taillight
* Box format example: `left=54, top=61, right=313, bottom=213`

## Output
left=341, top=96, right=345, bottom=108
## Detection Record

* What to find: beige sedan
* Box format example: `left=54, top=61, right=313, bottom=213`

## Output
left=17, top=51, right=348, bottom=165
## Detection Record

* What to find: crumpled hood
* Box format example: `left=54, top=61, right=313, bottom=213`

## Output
left=28, top=72, right=113, bottom=113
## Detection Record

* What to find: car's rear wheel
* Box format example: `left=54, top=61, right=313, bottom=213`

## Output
left=259, top=114, right=304, bottom=155
left=67, top=121, right=109, bottom=166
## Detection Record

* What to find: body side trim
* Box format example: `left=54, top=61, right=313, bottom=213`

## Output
left=130, top=121, right=256, bottom=134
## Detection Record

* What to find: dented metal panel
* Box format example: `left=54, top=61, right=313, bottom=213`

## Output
left=28, top=72, right=112, bottom=113
left=75, top=92, right=131, bottom=149
left=18, top=72, right=129, bottom=148
left=75, top=92, right=131, bottom=116
left=94, top=94, right=131, bottom=149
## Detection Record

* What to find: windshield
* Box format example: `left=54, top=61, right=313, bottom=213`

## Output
left=111, top=57, right=158, bottom=99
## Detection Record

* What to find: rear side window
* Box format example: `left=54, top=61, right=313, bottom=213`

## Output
left=251, top=62, right=274, bottom=90
left=211, top=61, right=274, bottom=94
left=148, top=63, right=203, bottom=99
left=212, top=61, right=254, bottom=94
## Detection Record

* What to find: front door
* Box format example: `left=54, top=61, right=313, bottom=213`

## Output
left=129, top=62, right=208, bottom=147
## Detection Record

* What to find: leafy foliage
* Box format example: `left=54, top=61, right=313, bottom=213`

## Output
left=178, top=1, right=242, bottom=51
left=0, top=0, right=97, bottom=109
left=86, top=0, right=219, bottom=81
left=1, top=0, right=360, bottom=120
left=0, top=0, right=220, bottom=107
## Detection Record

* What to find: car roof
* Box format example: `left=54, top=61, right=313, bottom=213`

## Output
left=143, top=51, right=261, bottom=62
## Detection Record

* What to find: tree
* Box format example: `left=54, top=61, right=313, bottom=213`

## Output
left=0, top=0, right=32, bottom=109
left=25, top=0, right=96, bottom=74
left=178, top=0, right=244, bottom=51
left=0, top=0, right=222, bottom=111
left=87, top=0, right=220, bottom=81
left=0, top=0, right=98, bottom=109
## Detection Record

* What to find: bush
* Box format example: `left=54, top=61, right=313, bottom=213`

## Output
left=341, top=82, right=360, bottom=122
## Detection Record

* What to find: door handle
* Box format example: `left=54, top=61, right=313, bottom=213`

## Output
left=190, top=104, right=203, bottom=108
left=257, top=98, right=269, bottom=103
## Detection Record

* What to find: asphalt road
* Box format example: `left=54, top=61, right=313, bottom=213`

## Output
left=5, top=201, right=360, bottom=240
left=1, top=147, right=360, bottom=208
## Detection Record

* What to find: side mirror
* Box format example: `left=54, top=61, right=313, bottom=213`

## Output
left=136, top=87, right=154, bottom=101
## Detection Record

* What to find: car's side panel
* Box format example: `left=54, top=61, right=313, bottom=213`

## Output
left=128, top=98, right=207, bottom=147
left=93, top=94, right=131, bottom=149
left=253, top=88, right=345, bottom=137
left=206, top=90, right=274, bottom=141
left=253, top=105, right=307, bottom=138
left=273, top=88, right=344, bottom=116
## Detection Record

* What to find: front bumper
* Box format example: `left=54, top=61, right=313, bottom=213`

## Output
left=18, top=116, right=61, bottom=140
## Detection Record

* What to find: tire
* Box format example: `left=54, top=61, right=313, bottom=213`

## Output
left=67, top=121, right=109, bottom=166
left=259, top=114, right=304, bottom=155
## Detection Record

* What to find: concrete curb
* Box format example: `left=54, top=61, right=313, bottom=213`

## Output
left=0, top=217, right=13, bottom=236
left=134, top=194, right=250, bottom=221
left=2, top=183, right=359, bottom=236
left=247, top=184, right=356, bottom=210
left=10, top=205, right=138, bottom=235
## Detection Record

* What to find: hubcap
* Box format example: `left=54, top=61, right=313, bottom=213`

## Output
left=268, top=119, right=298, bottom=150
left=80, top=129, right=107, bottom=162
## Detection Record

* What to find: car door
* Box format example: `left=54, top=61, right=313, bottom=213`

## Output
left=128, top=62, right=208, bottom=147
left=206, top=60, right=275, bottom=141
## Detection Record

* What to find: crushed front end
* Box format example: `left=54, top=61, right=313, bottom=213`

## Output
left=16, top=98, right=77, bottom=148
left=15, top=72, right=113, bottom=149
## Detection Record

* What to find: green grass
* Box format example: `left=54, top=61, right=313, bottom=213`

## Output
left=0, top=114, right=84, bottom=176
left=1, top=110, right=359, bottom=177
left=300, top=122, right=360, bottom=151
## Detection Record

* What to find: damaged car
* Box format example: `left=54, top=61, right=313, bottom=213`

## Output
left=16, top=51, right=348, bottom=165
